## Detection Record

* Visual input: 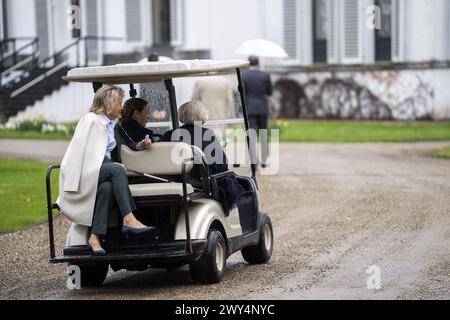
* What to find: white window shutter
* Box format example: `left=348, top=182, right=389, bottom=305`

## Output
left=170, top=0, right=183, bottom=46
left=85, top=0, right=99, bottom=63
left=299, top=0, right=313, bottom=64
left=35, top=0, right=50, bottom=60
left=283, top=0, right=298, bottom=60
left=341, top=0, right=362, bottom=63
left=327, top=0, right=340, bottom=63
left=126, top=0, right=143, bottom=42
left=391, top=0, right=403, bottom=61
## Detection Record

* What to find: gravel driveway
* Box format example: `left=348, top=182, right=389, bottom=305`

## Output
left=1, top=141, right=449, bottom=300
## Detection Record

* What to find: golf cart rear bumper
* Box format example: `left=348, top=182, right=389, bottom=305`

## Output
left=49, top=240, right=207, bottom=265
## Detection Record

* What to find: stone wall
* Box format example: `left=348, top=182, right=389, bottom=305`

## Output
left=270, top=69, right=450, bottom=120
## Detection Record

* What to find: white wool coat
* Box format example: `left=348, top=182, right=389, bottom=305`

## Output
left=56, top=112, right=109, bottom=226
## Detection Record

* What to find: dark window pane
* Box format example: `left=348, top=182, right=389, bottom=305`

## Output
left=375, top=0, right=392, bottom=61
left=313, top=0, right=327, bottom=63
left=152, top=0, right=171, bottom=45
left=71, top=0, right=80, bottom=38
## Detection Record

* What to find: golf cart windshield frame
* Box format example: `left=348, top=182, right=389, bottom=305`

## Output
left=89, top=67, right=257, bottom=181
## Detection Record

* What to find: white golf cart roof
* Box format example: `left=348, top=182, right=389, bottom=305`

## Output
left=63, top=59, right=250, bottom=84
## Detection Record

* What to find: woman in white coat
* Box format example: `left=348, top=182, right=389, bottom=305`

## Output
left=57, top=85, right=153, bottom=255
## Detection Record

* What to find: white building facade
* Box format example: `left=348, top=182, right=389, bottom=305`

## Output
left=1, top=0, right=450, bottom=121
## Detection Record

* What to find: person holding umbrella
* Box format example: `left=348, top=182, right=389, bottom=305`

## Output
left=242, top=55, right=273, bottom=168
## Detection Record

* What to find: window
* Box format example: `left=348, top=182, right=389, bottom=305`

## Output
left=375, top=0, right=392, bottom=61
left=152, top=0, right=171, bottom=46
left=313, top=0, right=327, bottom=63
left=71, top=0, right=80, bottom=38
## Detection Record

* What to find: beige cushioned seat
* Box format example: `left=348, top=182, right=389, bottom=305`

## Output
left=121, top=142, right=195, bottom=198
left=129, top=182, right=194, bottom=197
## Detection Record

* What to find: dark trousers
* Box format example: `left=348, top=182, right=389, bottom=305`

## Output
left=248, top=115, right=269, bottom=165
left=91, top=159, right=136, bottom=235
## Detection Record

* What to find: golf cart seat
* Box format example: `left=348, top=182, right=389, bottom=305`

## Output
left=121, top=142, right=197, bottom=200
left=129, top=183, right=194, bottom=197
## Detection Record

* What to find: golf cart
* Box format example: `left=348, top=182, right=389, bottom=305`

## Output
left=45, top=59, right=273, bottom=287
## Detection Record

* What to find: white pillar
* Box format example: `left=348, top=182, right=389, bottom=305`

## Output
left=182, top=0, right=211, bottom=51
left=434, top=0, right=449, bottom=60
left=102, top=0, right=127, bottom=54
left=403, top=0, right=445, bottom=62
left=51, top=0, right=71, bottom=53
left=264, top=0, right=283, bottom=46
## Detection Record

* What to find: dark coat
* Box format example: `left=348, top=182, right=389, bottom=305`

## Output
left=111, top=127, right=137, bottom=164
left=242, top=68, right=273, bottom=116
left=118, top=118, right=155, bottom=144
left=163, top=124, right=228, bottom=176
left=163, top=124, right=243, bottom=216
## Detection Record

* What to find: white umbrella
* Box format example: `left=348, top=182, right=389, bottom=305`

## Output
left=234, top=39, right=288, bottom=59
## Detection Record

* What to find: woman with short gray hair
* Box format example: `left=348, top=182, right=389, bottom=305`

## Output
left=178, top=99, right=210, bottom=125
left=163, top=100, right=227, bottom=175
left=163, top=100, right=244, bottom=216
left=57, top=85, right=154, bottom=256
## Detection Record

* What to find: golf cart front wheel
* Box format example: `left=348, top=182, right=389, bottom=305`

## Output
left=190, top=228, right=226, bottom=284
left=241, top=214, right=273, bottom=264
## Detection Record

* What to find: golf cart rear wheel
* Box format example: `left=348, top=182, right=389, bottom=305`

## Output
left=241, top=214, right=273, bottom=264
left=70, top=264, right=109, bottom=287
left=190, top=228, right=226, bottom=284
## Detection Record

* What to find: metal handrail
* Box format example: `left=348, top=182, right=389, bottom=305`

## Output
left=0, top=37, right=38, bottom=56
left=1, top=38, right=39, bottom=62
left=2, top=36, right=123, bottom=92
left=11, top=60, right=70, bottom=98
left=38, top=36, right=122, bottom=68
left=0, top=37, right=39, bottom=77
left=1, top=56, right=34, bottom=78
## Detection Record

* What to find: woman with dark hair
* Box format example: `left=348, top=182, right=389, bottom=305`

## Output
left=117, top=97, right=155, bottom=148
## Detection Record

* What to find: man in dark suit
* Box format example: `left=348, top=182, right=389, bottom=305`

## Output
left=242, top=56, right=273, bottom=168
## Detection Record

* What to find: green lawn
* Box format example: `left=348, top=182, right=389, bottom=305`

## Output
left=274, top=120, right=450, bottom=142
left=2, top=120, right=450, bottom=143
left=434, top=146, right=450, bottom=159
left=0, top=130, right=71, bottom=140
left=0, top=158, right=59, bottom=233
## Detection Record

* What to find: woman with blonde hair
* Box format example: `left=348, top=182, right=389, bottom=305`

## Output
left=57, top=85, right=154, bottom=256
